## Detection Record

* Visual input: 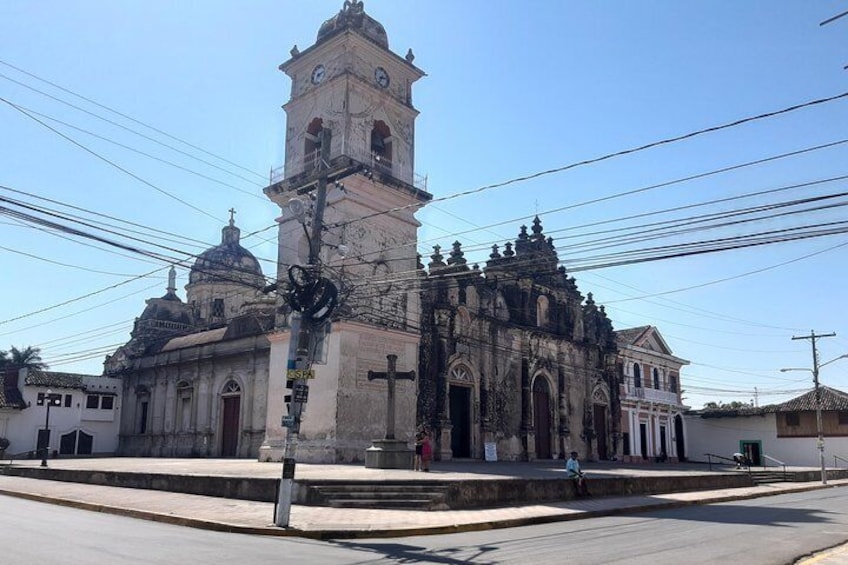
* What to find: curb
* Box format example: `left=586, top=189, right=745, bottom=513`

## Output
left=0, top=482, right=842, bottom=540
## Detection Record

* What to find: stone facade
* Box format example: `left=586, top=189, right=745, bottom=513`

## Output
left=106, top=220, right=275, bottom=458
left=108, top=2, right=671, bottom=464
left=417, top=220, right=620, bottom=461
left=259, top=0, right=428, bottom=463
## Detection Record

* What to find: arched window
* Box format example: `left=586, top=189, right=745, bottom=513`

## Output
left=304, top=118, right=324, bottom=170
left=222, top=380, right=241, bottom=395
left=370, top=120, right=392, bottom=171
left=449, top=366, right=472, bottom=383
left=536, top=296, right=549, bottom=327
left=633, top=363, right=642, bottom=389
left=176, top=381, right=193, bottom=432
left=135, top=385, right=150, bottom=434
left=653, top=368, right=661, bottom=390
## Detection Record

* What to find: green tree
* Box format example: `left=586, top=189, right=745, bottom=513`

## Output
left=2, top=346, right=47, bottom=372
left=702, top=400, right=750, bottom=410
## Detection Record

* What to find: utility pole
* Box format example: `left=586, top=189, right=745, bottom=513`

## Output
left=275, top=129, right=332, bottom=527
left=791, top=330, right=835, bottom=485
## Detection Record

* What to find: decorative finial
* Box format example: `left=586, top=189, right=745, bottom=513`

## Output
left=489, top=244, right=501, bottom=260
left=167, top=265, right=177, bottom=295
left=290, top=44, right=300, bottom=57
left=405, top=48, right=415, bottom=63
left=532, top=216, right=543, bottom=236
left=447, top=241, right=466, bottom=267
left=228, top=208, right=237, bottom=226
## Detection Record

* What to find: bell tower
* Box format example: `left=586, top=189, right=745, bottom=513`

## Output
left=276, top=0, right=424, bottom=188
left=261, top=1, right=430, bottom=463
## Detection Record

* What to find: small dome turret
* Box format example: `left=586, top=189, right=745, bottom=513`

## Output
left=317, top=1, right=389, bottom=49
left=189, top=216, right=264, bottom=288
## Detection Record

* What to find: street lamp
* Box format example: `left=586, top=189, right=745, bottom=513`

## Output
left=781, top=353, right=848, bottom=485
left=40, top=389, right=60, bottom=468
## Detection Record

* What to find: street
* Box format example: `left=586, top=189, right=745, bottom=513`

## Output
left=2, top=488, right=847, bottom=564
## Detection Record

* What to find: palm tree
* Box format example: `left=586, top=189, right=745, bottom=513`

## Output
left=6, top=346, right=47, bottom=371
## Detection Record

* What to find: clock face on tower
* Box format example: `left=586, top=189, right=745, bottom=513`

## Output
left=311, top=64, right=326, bottom=85
left=374, top=66, right=390, bottom=88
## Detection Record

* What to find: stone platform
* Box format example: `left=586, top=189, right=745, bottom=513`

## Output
left=0, top=457, right=780, bottom=510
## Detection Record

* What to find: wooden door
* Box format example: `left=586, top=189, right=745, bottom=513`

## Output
left=594, top=405, right=608, bottom=460
left=221, top=396, right=240, bottom=457
left=533, top=379, right=552, bottom=459
left=449, top=385, right=471, bottom=458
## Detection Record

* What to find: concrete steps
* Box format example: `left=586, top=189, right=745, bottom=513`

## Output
left=309, top=483, right=451, bottom=510
left=749, top=470, right=792, bottom=484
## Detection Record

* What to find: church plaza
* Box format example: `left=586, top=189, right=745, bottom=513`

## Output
left=1, top=457, right=844, bottom=538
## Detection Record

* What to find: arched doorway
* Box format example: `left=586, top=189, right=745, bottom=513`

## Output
left=448, top=366, right=473, bottom=458
left=532, top=376, right=552, bottom=459
left=220, top=380, right=241, bottom=457
left=674, top=414, right=686, bottom=462
left=592, top=386, right=610, bottom=460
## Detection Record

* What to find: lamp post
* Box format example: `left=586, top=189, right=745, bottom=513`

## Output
left=781, top=350, right=847, bottom=486
left=40, top=389, right=60, bottom=467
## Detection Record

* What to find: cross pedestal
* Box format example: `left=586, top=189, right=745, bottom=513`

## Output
left=364, top=354, right=416, bottom=469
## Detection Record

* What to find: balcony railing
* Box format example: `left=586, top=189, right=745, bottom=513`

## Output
left=624, top=386, right=681, bottom=405
left=268, top=148, right=428, bottom=193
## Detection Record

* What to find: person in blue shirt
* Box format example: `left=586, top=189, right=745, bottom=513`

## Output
left=566, top=451, right=590, bottom=496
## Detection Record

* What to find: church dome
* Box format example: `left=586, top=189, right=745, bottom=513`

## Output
left=137, top=296, right=194, bottom=327
left=128, top=266, right=197, bottom=349
left=317, top=1, right=388, bottom=49
left=189, top=219, right=264, bottom=287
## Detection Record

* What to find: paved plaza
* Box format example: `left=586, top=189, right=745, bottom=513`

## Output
left=1, top=458, right=844, bottom=539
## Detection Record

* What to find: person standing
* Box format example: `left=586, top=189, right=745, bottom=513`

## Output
left=420, top=429, right=433, bottom=472
left=566, top=451, right=589, bottom=496
left=413, top=428, right=425, bottom=471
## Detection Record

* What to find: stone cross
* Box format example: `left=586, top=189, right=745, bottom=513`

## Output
left=367, top=354, right=415, bottom=440
left=228, top=207, right=237, bottom=225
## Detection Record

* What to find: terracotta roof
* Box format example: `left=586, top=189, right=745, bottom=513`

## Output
left=769, top=386, right=848, bottom=412
left=615, top=326, right=651, bottom=346
left=24, top=370, right=87, bottom=390
left=160, top=327, right=228, bottom=351
left=693, top=386, right=848, bottom=418
left=0, top=383, right=26, bottom=410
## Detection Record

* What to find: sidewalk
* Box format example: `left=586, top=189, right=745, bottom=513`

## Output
left=1, top=470, right=845, bottom=539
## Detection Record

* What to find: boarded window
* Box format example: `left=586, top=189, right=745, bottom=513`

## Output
left=785, top=412, right=800, bottom=427
left=838, top=411, right=848, bottom=426
left=212, top=298, right=225, bottom=318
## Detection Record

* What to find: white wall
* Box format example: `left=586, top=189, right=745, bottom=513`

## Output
left=685, top=413, right=848, bottom=467
left=4, top=377, right=121, bottom=457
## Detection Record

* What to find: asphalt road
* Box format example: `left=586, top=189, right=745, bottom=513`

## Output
left=3, top=488, right=848, bottom=564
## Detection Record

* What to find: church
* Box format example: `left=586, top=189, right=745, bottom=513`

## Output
left=106, top=1, right=678, bottom=464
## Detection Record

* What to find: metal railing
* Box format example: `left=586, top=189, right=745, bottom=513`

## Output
left=268, top=148, right=429, bottom=193
left=761, top=454, right=788, bottom=481
left=835, top=454, right=848, bottom=468
left=705, top=452, right=748, bottom=473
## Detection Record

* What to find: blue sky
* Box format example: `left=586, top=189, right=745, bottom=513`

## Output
left=1, top=1, right=847, bottom=409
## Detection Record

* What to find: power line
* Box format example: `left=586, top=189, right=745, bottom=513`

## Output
left=1, top=97, right=220, bottom=221
left=4, top=99, right=265, bottom=199
left=331, top=90, right=848, bottom=230
left=0, top=64, right=266, bottom=183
